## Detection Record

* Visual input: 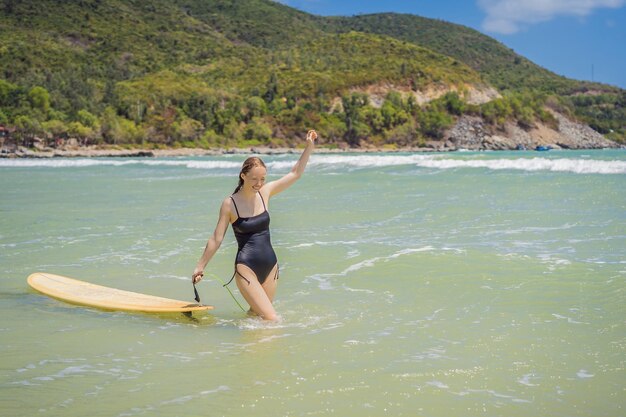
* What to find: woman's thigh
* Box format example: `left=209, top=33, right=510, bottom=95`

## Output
left=235, top=264, right=277, bottom=321
left=261, top=264, right=279, bottom=303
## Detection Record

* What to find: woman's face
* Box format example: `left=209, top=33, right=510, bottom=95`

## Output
left=242, top=166, right=267, bottom=191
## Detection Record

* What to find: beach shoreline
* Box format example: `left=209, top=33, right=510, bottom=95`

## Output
left=0, top=144, right=445, bottom=158
left=2, top=143, right=623, bottom=159
left=2, top=140, right=623, bottom=160
left=2, top=111, right=621, bottom=159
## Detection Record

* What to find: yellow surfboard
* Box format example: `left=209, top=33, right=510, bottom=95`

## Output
left=27, top=272, right=213, bottom=314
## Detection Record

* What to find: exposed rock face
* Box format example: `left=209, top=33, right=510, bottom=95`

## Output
left=336, top=83, right=500, bottom=110
left=462, top=85, right=501, bottom=105
left=551, top=113, right=618, bottom=149
left=446, top=112, right=620, bottom=151
left=445, top=116, right=489, bottom=150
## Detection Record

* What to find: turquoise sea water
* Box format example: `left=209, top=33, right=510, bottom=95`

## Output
left=1, top=150, right=625, bottom=416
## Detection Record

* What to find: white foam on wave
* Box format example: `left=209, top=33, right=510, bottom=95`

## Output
left=415, top=156, right=626, bottom=174
left=342, top=246, right=436, bottom=275
left=576, top=369, right=594, bottom=379
left=518, top=373, right=540, bottom=387
left=308, top=154, right=434, bottom=168
left=229, top=312, right=326, bottom=332
left=0, top=158, right=241, bottom=169
left=255, top=154, right=435, bottom=171
left=272, top=154, right=626, bottom=174
left=117, top=385, right=230, bottom=416
left=551, top=313, right=587, bottom=324
left=287, top=240, right=359, bottom=249
left=0, top=154, right=432, bottom=170
left=426, top=380, right=449, bottom=389
left=305, top=246, right=436, bottom=291
left=2, top=153, right=624, bottom=174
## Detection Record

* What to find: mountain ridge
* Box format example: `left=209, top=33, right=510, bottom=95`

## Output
left=0, top=0, right=623, bottom=149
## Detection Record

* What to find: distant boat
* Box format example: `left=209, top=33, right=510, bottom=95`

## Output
left=535, top=145, right=551, bottom=151
left=516, top=144, right=526, bottom=150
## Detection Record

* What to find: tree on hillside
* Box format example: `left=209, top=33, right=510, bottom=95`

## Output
left=264, top=72, right=279, bottom=104
left=341, top=92, right=369, bottom=146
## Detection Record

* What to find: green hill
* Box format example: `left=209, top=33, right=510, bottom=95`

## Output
left=317, top=13, right=624, bottom=141
left=319, top=13, right=566, bottom=91
left=0, top=0, right=622, bottom=148
left=169, top=0, right=326, bottom=48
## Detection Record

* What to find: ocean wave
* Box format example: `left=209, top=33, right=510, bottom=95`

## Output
left=305, top=246, right=436, bottom=290
left=287, top=240, right=360, bottom=249
left=414, top=157, right=626, bottom=174
left=299, top=154, right=626, bottom=174
left=2, top=154, right=625, bottom=174
left=0, top=154, right=433, bottom=169
left=0, top=158, right=241, bottom=169
left=341, top=247, right=436, bottom=275
left=306, top=154, right=434, bottom=168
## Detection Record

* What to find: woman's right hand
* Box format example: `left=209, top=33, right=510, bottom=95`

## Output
left=192, top=269, right=204, bottom=284
left=306, top=129, right=317, bottom=143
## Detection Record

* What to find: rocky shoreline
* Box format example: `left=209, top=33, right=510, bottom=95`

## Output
left=0, top=145, right=420, bottom=159
left=1, top=113, right=621, bottom=158
left=441, top=111, right=620, bottom=151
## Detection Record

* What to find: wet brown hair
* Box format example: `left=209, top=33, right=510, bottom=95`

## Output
left=233, top=157, right=266, bottom=194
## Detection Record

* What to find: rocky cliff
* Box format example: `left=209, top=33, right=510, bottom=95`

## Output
left=442, top=112, right=620, bottom=151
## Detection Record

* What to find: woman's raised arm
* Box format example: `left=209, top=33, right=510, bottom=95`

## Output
left=264, top=130, right=317, bottom=198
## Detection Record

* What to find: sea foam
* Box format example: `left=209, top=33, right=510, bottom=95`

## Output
left=1, top=153, right=625, bottom=174
left=414, top=156, right=626, bottom=174
left=0, top=158, right=241, bottom=169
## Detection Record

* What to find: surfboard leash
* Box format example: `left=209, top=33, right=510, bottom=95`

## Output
left=213, top=274, right=247, bottom=313
left=193, top=273, right=246, bottom=313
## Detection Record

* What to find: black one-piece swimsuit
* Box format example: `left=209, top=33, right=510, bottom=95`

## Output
left=228, top=192, right=278, bottom=285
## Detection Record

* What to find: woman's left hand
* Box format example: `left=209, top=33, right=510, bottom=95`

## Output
left=192, top=270, right=204, bottom=284
left=306, top=130, right=317, bottom=144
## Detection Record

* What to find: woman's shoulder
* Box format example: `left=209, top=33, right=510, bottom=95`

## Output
left=220, top=196, right=235, bottom=211
left=259, top=186, right=271, bottom=199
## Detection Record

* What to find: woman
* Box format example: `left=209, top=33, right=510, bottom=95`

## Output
left=192, top=130, right=317, bottom=321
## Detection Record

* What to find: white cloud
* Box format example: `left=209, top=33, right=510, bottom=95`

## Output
left=478, top=0, right=626, bottom=34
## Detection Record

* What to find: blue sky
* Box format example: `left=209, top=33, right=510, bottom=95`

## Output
left=277, top=0, right=626, bottom=89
